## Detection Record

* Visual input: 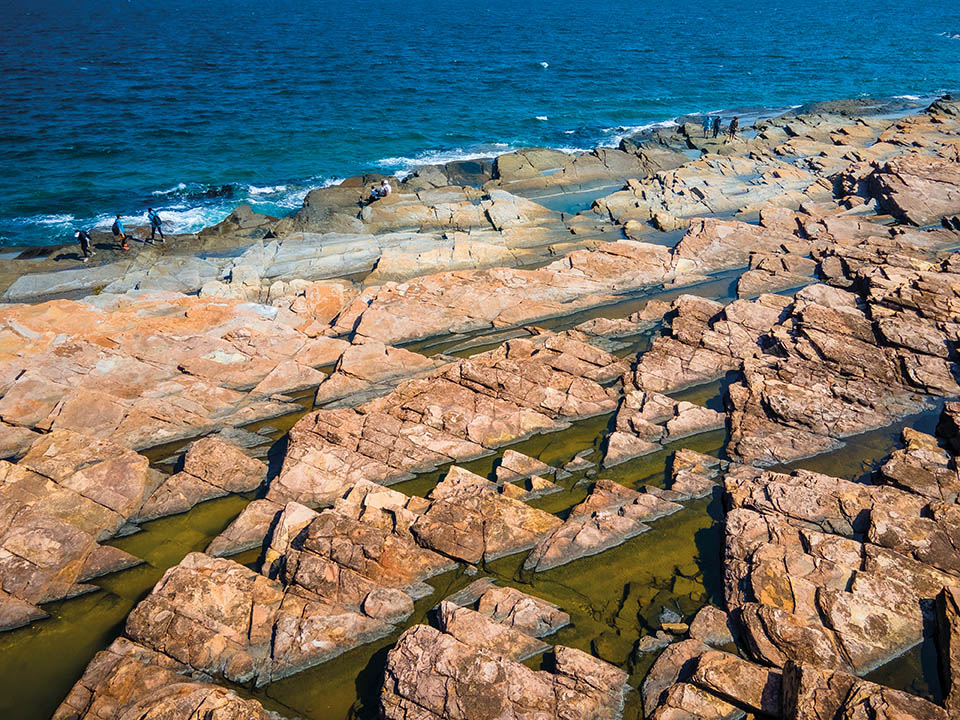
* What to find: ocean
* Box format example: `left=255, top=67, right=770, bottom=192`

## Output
left=1, top=0, right=958, bottom=248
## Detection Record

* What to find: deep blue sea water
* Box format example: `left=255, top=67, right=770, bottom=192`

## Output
left=1, top=0, right=958, bottom=247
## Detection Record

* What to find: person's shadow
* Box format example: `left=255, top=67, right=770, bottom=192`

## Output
left=53, top=251, right=84, bottom=263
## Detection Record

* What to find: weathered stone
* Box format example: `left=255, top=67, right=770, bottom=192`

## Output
left=937, top=586, right=960, bottom=716
left=495, top=448, right=555, bottom=483
left=278, top=508, right=455, bottom=607
left=689, top=650, right=781, bottom=716
left=781, top=660, right=949, bottom=720
left=125, top=553, right=392, bottom=685
left=870, top=154, right=960, bottom=225
left=641, top=638, right=711, bottom=717
left=650, top=682, right=744, bottom=720
left=437, top=601, right=550, bottom=661
left=380, top=624, right=628, bottom=720
left=138, top=436, right=267, bottom=520
left=206, top=499, right=283, bottom=557
left=475, top=585, right=570, bottom=637
left=688, top=605, right=735, bottom=647
left=525, top=479, right=681, bottom=572
left=52, top=637, right=290, bottom=720
left=412, top=466, right=562, bottom=564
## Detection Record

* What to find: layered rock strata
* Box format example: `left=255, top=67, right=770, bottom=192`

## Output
left=381, top=586, right=630, bottom=720
left=266, top=329, right=624, bottom=508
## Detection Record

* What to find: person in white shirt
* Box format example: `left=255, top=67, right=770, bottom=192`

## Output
left=379, top=179, right=392, bottom=197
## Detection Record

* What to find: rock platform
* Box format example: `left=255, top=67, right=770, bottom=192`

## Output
left=0, top=95, right=956, bottom=720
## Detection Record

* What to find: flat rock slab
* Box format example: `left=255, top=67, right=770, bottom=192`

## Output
left=495, top=448, right=556, bottom=483
left=524, top=479, right=682, bottom=572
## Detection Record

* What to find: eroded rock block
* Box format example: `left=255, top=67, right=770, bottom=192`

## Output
left=380, top=624, right=628, bottom=720
left=52, top=637, right=290, bottom=720
left=524, top=479, right=682, bottom=572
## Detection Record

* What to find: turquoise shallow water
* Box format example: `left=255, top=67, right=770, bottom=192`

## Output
left=1, top=0, right=959, bottom=247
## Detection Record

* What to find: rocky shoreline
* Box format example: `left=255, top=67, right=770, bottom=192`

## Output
left=2, top=94, right=960, bottom=719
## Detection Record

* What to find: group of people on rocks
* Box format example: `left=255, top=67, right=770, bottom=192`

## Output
left=366, top=179, right=392, bottom=205
left=702, top=115, right=739, bottom=139
left=74, top=208, right=165, bottom=261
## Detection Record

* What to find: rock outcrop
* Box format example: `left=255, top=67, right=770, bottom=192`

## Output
left=268, top=330, right=624, bottom=507
left=52, top=637, right=289, bottom=720
left=524, top=479, right=682, bottom=571
left=125, top=552, right=394, bottom=685
left=380, top=622, right=629, bottom=720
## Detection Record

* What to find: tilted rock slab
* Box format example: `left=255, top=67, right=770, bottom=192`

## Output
left=380, top=624, right=629, bottom=720
left=269, top=331, right=623, bottom=507
left=412, top=466, right=563, bottom=564
left=524, top=479, right=682, bottom=572
left=723, top=465, right=960, bottom=675
left=52, top=637, right=289, bottom=720
left=125, top=552, right=392, bottom=686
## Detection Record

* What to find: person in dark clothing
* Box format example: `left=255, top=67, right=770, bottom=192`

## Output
left=712, top=117, right=722, bottom=138
left=147, top=208, right=164, bottom=243
left=728, top=116, right=739, bottom=139
left=702, top=115, right=710, bottom=137
left=75, top=229, right=95, bottom=262
left=112, top=215, right=129, bottom=251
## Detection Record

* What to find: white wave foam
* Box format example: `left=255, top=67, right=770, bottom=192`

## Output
left=535, top=116, right=548, bottom=121
left=248, top=184, right=289, bottom=195
left=151, top=182, right=187, bottom=196
left=13, top=213, right=76, bottom=226
left=540, top=61, right=549, bottom=68
left=376, top=147, right=514, bottom=177
left=599, top=118, right=680, bottom=147
left=89, top=205, right=230, bottom=236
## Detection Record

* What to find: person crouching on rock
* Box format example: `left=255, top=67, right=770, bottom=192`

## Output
left=368, top=185, right=381, bottom=204
left=728, top=116, right=739, bottom=140
left=147, top=207, right=165, bottom=243
left=75, top=228, right=95, bottom=262
left=379, top=179, right=392, bottom=197
left=112, top=214, right=130, bottom=251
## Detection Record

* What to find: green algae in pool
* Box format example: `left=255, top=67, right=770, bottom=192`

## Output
left=244, top=437, right=727, bottom=720
left=251, top=399, right=728, bottom=718
left=0, top=493, right=250, bottom=720
left=777, top=403, right=943, bottom=481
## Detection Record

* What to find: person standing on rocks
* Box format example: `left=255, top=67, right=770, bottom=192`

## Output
left=75, top=228, right=95, bottom=262
left=712, top=116, right=722, bottom=138
left=728, top=116, right=739, bottom=140
left=147, top=207, right=165, bottom=243
left=702, top=115, right=710, bottom=137
left=112, top=214, right=129, bottom=251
